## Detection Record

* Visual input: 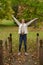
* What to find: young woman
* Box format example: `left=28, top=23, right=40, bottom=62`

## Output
left=12, top=15, right=38, bottom=55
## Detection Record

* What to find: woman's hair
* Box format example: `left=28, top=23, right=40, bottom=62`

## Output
left=20, top=19, right=26, bottom=23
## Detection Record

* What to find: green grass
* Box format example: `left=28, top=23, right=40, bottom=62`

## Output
left=0, top=19, right=15, bottom=26
left=0, top=27, right=43, bottom=52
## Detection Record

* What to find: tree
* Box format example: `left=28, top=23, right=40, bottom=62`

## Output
left=0, top=0, right=14, bottom=20
left=11, top=0, right=43, bottom=22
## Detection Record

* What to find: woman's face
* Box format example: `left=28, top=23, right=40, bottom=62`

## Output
left=21, top=19, right=25, bottom=23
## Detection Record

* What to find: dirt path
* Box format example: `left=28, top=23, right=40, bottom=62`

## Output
left=3, top=51, right=39, bottom=65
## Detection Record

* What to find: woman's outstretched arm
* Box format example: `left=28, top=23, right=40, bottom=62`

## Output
left=12, top=15, right=20, bottom=26
left=26, top=18, right=38, bottom=26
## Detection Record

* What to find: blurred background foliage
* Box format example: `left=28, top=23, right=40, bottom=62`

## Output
left=0, top=0, right=43, bottom=26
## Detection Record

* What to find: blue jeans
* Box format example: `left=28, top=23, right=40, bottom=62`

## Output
left=19, top=34, right=27, bottom=52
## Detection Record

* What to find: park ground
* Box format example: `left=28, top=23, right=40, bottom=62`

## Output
left=0, top=26, right=43, bottom=65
